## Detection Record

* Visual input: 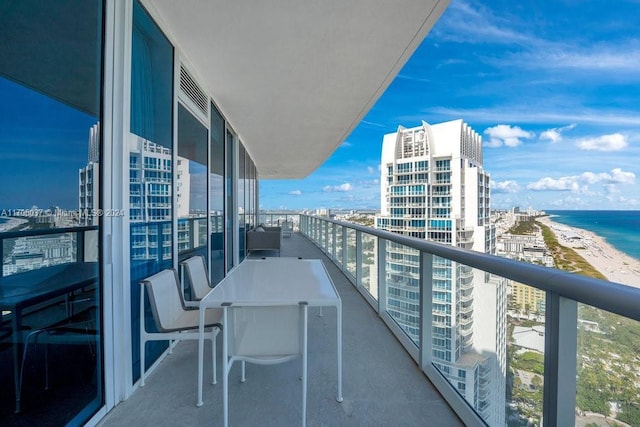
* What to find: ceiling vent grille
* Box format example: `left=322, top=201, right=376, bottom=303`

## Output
left=179, top=64, right=208, bottom=117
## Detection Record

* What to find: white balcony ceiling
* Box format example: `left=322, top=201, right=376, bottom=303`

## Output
left=147, top=0, right=450, bottom=179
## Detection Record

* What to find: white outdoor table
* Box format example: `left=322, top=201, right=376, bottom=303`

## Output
left=196, top=257, right=343, bottom=407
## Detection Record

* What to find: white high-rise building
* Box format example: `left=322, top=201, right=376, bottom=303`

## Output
left=80, top=130, right=194, bottom=261
left=376, top=119, right=507, bottom=426
left=79, top=123, right=101, bottom=226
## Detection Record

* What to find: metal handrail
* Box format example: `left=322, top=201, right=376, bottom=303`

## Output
left=0, top=225, right=98, bottom=239
left=304, top=214, right=640, bottom=322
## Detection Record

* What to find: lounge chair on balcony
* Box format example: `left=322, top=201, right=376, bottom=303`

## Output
left=246, top=224, right=281, bottom=254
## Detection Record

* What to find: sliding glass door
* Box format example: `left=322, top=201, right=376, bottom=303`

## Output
left=129, top=0, right=174, bottom=383
left=177, top=104, right=208, bottom=263
left=209, top=104, right=225, bottom=285
left=0, top=1, right=104, bottom=424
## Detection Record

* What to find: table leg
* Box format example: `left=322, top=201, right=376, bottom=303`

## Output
left=196, top=308, right=205, bottom=407
left=222, top=306, right=229, bottom=427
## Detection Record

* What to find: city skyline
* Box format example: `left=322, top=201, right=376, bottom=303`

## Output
left=260, top=0, right=640, bottom=211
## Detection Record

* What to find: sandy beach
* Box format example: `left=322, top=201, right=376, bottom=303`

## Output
left=537, top=215, right=640, bottom=288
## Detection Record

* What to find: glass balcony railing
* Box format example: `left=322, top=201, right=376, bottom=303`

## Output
left=295, top=213, right=640, bottom=427
left=0, top=225, right=101, bottom=419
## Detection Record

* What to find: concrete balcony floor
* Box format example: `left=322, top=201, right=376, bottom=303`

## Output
left=99, top=233, right=463, bottom=426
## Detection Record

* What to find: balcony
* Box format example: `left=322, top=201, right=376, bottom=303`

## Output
left=299, top=214, right=640, bottom=426
left=98, top=232, right=463, bottom=426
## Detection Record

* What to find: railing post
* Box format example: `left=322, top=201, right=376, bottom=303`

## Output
left=0, top=237, right=4, bottom=278
left=331, top=223, right=336, bottom=260
left=77, top=230, right=85, bottom=263
left=341, top=226, right=348, bottom=272
left=377, top=238, right=387, bottom=315
left=355, top=230, right=362, bottom=288
left=157, top=222, right=163, bottom=266
left=419, top=252, right=433, bottom=369
left=189, top=219, right=195, bottom=252
left=324, top=220, right=329, bottom=252
left=543, top=292, right=577, bottom=426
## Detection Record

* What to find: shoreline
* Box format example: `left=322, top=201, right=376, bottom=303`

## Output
left=537, top=215, right=640, bottom=288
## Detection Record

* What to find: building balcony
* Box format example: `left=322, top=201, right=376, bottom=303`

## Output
left=98, top=232, right=463, bottom=426
left=296, top=214, right=640, bottom=426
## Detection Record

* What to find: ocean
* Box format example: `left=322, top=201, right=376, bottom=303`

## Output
left=545, top=210, right=640, bottom=260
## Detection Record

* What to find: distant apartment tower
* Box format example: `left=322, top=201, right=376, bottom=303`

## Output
left=375, top=119, right=506, bottom=425
left=511, top=282, right=546, bottom=314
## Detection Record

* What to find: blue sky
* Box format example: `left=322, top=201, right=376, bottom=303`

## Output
left=0, top=78, right=97, bottom=209
left=260, top=0, right=640, bottom=211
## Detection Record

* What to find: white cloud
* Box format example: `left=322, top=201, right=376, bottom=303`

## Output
left=608, top=168, right=635, bottom=184
left=360, top=120, right=387, bottom=128
left=367, top=166, right=375, bottom=174
left=527, top=177, right=582, bottom=192
left=491, top=180, right=520, bottom=193
left=322, top=183, right=352, bottom=193
left=435, top=0, right=535, bottom=46
left=524, top=48, right=640, bottom=74
left=426, top=107, right=640, bottom=127
left=577, top=133, right=628, bottom=151
left=527, top=168, right=635, bottom=191
left=484, top=125, right=534, bottom=148
left=288, top=190, right=302, bottom=196
left=356, top=178, right=379, bottom=187
left=540, top=124, right=576, bottom=143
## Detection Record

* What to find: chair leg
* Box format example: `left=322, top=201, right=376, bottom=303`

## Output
left=240, top=360, right=246, bottom=383
left=212, top=329, right=217, bottom=385
left=44, top=340, right=50, bottom=390
left=223, top=308, right=229, bottom=427
left=18, top=329, right=45, bottom=408
left=140, top=337, right=146, bottom=387
left=140, top=284, right=146, bottom=387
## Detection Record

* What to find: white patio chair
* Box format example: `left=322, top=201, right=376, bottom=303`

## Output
left=222, top=302, right=308, bottom=427
left=140, top=269, right=222, bottom=404
left=180, top=256, right=213, bottom=308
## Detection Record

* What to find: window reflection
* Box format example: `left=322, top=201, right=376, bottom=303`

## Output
left=177, top=104, right=208, bottom=263
left=130, top=0, right=174, bottom=383
left=209, top=104, right=225, bottom=285
left=0, top=0, right=103, bottom=423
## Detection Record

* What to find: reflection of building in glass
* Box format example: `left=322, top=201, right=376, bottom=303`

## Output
left=80, top=123, right=100, bottom=226
left=80, top=131, right=198, bottom=261
left=376, top=119, right=506, bottom=426
left=3, top=121, right=99, bottom=276
left=2, top=233, right=76, bottom=276
left=127, top=134, right=176, bottom=262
